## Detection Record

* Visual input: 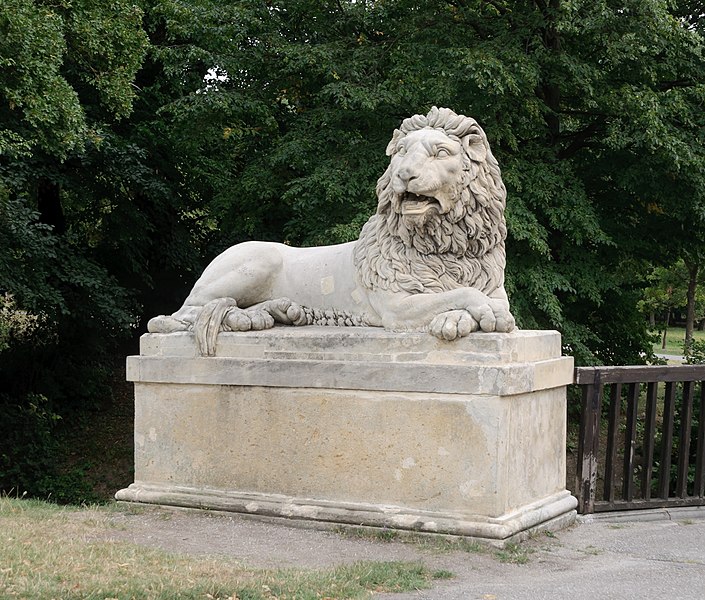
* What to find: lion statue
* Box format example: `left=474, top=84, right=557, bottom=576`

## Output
left=148, top=107, right=515, bottom=355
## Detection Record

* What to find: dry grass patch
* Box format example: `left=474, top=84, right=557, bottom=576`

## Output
left=0, top=498, right=440, bottom=599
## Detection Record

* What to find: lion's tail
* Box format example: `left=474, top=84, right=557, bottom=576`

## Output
left=194, top=297, right=238, bottom=356
left=301, top=306, right=368, bottom=327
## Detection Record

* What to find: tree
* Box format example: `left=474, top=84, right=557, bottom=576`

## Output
left=0, top=0, right=148, bottom=497
left=684, top=254, right=702, bottom=351
left=5, top=0, right=705, bottom=370
left=0, top=0, right=148, bottom=318
left=641, top=259, right=705, bottom=349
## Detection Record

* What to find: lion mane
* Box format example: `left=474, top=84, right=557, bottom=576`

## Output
left=353, top=107, right=507, bottom=297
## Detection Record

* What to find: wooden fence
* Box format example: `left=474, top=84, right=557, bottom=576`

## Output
left=574, top=365, right=705, bottom=514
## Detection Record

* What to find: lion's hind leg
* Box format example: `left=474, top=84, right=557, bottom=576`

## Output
left=222, top=298, right=308, bottom=332
left=194, top=299, right=280, bottom=355
left=222, top=306, right=274, bottom=332
left=193, top=297, right=312, bottom=356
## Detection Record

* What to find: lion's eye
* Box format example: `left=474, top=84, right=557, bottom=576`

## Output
left=397, top=145, right=406, bottom=156
left=436, top=148, right=450, bottom=158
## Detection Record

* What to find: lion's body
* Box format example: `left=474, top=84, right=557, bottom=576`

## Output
left=179, top=240, right=380, bottom=325
left=148, top=107, right=516, bottom=355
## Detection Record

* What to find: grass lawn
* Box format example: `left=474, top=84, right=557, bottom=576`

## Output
left=651, top=326, right=705, bottom=356
left=0, top=498, right=444, bottom=600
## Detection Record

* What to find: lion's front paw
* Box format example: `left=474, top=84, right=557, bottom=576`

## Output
left=466, top=302, right=517, bottom=333
left=494, top=309, right=515, bottom=333
left=485, top=299, right=515, bottom=333
left=429, top=310, right=479, bottom=341
left=464, top=303, right=497, bottom=333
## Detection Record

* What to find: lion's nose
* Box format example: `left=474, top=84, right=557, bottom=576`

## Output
left=397, top=166, right=418, bottom=185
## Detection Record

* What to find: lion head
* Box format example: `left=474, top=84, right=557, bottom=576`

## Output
left=353, top=107, right=508, bottom=296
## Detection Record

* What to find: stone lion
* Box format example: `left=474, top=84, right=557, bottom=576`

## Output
left=148, top=107, right=515, bottom=355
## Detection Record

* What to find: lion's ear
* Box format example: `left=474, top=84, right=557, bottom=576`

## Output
left=386, top=130, right=403, bottom=156
left=463, top=133, right=487, bottom=162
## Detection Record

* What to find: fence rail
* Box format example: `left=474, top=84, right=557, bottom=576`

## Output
left=574, top=365, right=705, bottom=514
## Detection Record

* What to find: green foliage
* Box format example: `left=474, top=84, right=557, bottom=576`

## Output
left=0, top=0, right=83, bottom=157
left=685, top=340, right=705, bottom=365
left=0, top=293, right=45, bottom=353
left=641, top=259, right=705, bottom=355
left=0, top=195, right=60, bottom=311
left=0, top=1, right=147, bottom=499
left=0, top=0, right=148, bottom=158
left=641, top=263, right=689, bottom=318
left=0, top=393, right=61, bottom=497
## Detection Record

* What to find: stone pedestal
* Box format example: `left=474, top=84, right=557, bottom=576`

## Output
left=116, top=327, right=577, bottom=543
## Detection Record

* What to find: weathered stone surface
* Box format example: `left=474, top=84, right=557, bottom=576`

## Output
left=116, top=483, right=577, bottom=542
left=118, top=328, right=577, bottom=540
left=137, top=327, right=562, bottom=362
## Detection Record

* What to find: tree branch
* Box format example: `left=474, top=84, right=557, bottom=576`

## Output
left=658, top=79, right=697, bottom=91
left=534, top=0, right=548, bottom=12
left=484, top=0, right=510, bottom=16
left=557, top=117, right=608, bottom=160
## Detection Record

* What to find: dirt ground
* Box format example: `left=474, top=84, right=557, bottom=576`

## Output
left=95, top=506, right=471, bottom=569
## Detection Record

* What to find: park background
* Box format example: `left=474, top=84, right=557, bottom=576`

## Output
left=2, top=0, right=705, bottom=504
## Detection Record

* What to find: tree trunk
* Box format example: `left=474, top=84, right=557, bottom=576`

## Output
left=684, top=260, right=699, bottom=355
left=538, top=0, right=562, bottom=145
left=662, top=310, right=670, bottom=350
left=37, top=177, right=65, bottom=235
left=649, top=311, right=656, bottom=328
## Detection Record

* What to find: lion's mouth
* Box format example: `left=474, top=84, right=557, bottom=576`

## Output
left=400, top=192, right=440, bottom=215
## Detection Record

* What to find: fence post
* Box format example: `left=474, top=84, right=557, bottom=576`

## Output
left=658, top=382, right=676, bottom=499
left=576, top=369, right=602, bottom=514
left=696, top=382, right=705, bottom=499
